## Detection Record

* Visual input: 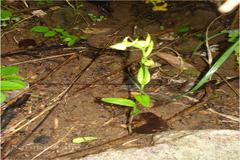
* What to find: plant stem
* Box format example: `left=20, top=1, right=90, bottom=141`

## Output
left=128, top=114, right=134, bottom=134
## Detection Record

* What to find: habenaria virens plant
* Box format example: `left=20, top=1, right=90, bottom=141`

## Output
left=101, top=34, right=155, bottom=133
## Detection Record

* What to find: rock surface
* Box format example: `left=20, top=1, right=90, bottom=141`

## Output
left=81, top=130, right=240, bottom=160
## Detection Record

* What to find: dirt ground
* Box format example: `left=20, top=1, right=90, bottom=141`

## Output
left=1, top=1, right=239, bottom=159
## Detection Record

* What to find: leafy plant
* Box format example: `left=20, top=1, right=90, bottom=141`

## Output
left=88, top=13, right=106, bottom=23
left=0, top=9, right=20, bottom=27
left=189, top=29, right=239, bottom=93
left=31, top=26, right=87, bottom=46
left=101, top=34, right=155, bottom=133
left=0, top=66, right=27, bottom=103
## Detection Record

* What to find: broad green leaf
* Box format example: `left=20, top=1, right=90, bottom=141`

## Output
left=144, top=41, right=154, bottom=57
left=54, top=27, right=64, bottom=33
left=72, top=136, right=97, bottom=144
left=177, top=25, right=190, bottom=33
left=63, top=37, right=72, bottom=42
left=101, top=97, right=136, bottom=107
left=67, top=39, right=77, bottom=46
left=134, top=94, right=151, bottom=108
left=0, top=66, right=19, bottom=76
left=0, top=9, right=12, bottom=21
left=66, top=35, right=78, bottom=46
left=44, top=30, right=56, bottom=37
left=189, top=39, right=239, bottom=93
left=0, top=91, right=7, bottom=103
left=61, top=31, right=71, bottom=37
left=2, top=75, right=23, bottom=80
left=31, top=26, right=49, bottom=33
left=137, top=66, right=151, bottom=86
left=0, top=80, right=26, bottom=91
left=8, top=79, right=27, bottom=86
left=130, top=106, right=141, bottom=116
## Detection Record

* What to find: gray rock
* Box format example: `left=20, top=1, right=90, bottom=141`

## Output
left=81, top=130, right=240, bottom=160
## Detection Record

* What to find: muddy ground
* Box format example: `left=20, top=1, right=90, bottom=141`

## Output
left=1, top=1, right=239, bottom=160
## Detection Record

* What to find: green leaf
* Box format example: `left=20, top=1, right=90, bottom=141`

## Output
left=101, top=98, right=136, bottom=107
left=2, top=75, right=23, bottom=81
left=44, top=30, right=57, bottom=37
left=61, top=31, right=70, bottom=37
left=228, top=29, right=239, bottom=42
left=31, top=26, right=49, bottom=33
left=130, top=106, right=141, bottom=116
left=189, top=39, right=239, bottom=93
left=0, top=9, right=12, bottom=21
left=66, top=35, right=78, bottom=46
left=0, top=66, right=19, bottom=76
left=144, top=41, right=154, bottom=57
left=145, top=33, right=151, bottom=46
left=53, top=27, right=64, bottom=33
left=72, top=136, right=97, bottom=144
left=177, top=25, right=190, bottom=33
left=63, top=37, right=72, bottom=42
left=0, top=91, right=7, bottom=103
left=0, top=80, right=26, bottom=91
left=137, top=66, right=151, bottom=86
left=134, top=94, right=151, bottom=108
left=67, top=39, right=77, bottom=46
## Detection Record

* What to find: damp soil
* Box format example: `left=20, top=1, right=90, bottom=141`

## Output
left=1, top=1, right=239, bottom=159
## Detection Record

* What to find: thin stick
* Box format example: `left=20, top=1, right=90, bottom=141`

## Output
left=30, top=127, right=73, bottom=160
left=10, top=52, right=77, bottom=66
left=207, top=108, right=239, bottom=122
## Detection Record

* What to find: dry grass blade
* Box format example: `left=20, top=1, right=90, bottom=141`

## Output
left=205, top=14, right=224, bottom=65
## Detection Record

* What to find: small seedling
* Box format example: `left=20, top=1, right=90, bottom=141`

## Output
left=0, top=66, right=27, bottom=103
left=31, top=26, right=87, bottom=46
left=101, top=34, right=155, bottom=133
left=0, top=9, right=20, bottom=27
left=88, top=13, right=106, bottom=23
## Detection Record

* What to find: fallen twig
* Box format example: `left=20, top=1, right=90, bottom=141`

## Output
left=207, top=108, right=239, bottom=122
